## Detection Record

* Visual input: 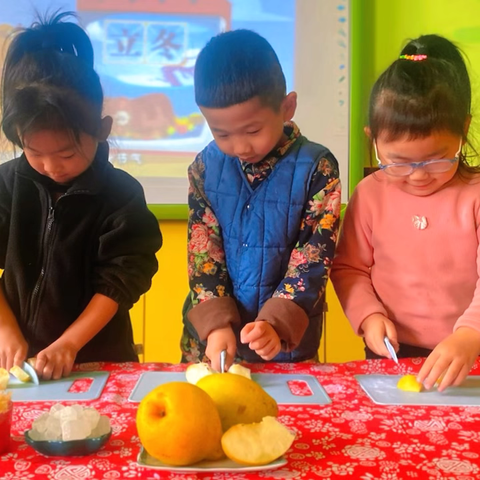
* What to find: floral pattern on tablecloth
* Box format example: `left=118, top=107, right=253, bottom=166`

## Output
left=2, top=359, right=480, bottom=479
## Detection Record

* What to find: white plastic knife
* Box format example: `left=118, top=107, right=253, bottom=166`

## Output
left=22, top=361, right=40, bottom=385
left=384, top=337, right=399, bottom=364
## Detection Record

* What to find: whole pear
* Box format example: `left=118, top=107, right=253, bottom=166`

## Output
left=136, top=382, right=223, bottom=466
left=197, top=373, right=278, bottom=432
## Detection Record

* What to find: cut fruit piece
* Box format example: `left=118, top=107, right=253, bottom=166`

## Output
left=185, top=362, right=214, bottom=385
left=26, top=357, right=36, bottom=368
left=397, top=374, right=423, bottom=392
left=9, top=365, right=31, bottom=383
left=221, top=416, right=295, bottom=466
left=228, top=364, right=251, bottom=379
left=0, top=368, right=9, bottom=390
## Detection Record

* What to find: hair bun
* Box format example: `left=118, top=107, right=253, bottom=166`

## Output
left=35, top=20, right=94, bottom=67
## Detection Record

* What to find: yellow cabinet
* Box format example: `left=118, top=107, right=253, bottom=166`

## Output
left=138, top=220, right=365, bottom=364
left=143, top=220, right=187, bottom=364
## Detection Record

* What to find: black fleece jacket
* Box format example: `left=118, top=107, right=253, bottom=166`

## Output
left=0, top=142, right=162, bottom=362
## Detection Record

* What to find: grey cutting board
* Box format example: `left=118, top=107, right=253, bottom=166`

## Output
left=7, top=371, right=109, bottom=402
left=128, top=372, right=331, bottom=405
left=356, top=374, right=480, bottom=406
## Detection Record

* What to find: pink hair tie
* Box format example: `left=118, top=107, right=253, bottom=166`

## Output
left=399, top=54, right=427, bottom=61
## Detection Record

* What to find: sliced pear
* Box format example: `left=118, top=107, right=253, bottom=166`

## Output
left=221, top=416, right=295, bottom=466
left=27, top=357, right=37, bottom=368
left=9, top=365, right=31, bottom=383
left=228, top=363, right=251, bottom=379
left=0, top=391, right=11, bottom=413
left=0, top=368, right=9, bottom=390
left=185, top=362, right=214, bottom=385
left=397, top=374, right=423, bottom=392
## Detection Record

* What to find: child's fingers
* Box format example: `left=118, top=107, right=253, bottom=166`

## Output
left=240, top=322, right=261, bottom=344
left=248, top=335, right=271, bottom=352
left=240, top=322, right=256, bottom=344
left=416, top=352, right=437, bottom=386
left=418, top=353, right=448, bottom=390
left=34, top=355, right=47, bottom=378
left=452, top=364, right=470, bottom=387
left=13, top=349, right=25, bottom=369
left=226, top=342, right=237, bottom=370
left=256, top=338, right=277, bottom=357
left=384, top=323, right=399, bottom=351
left=4, top=354, right=14, bottom=373
left=436, top=360, right=464, bottom=392
left=62, top=361, right=73, bottom=379
left=206, top=346, right=221, bottom=372
left=52, top=361, right=64, bottom=381
left=365, top=334, right=390, bottom=358
left=209, top=356, right=220, bottom=372
left=258, top=340, right=281, bottom=361
left=37, top=355, right=56, bottom=381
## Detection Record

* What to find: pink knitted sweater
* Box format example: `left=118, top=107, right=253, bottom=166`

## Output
left=331, top=171, right=480, bottom=349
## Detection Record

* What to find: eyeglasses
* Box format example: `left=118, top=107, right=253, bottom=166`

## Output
left=374, top=139, right=463, bottom=177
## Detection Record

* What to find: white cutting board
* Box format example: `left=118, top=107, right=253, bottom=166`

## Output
left=6, top=371, right=110, bottom=402
left=129, top=372, right=331, bottom=405
left=356, top=374, right=480, bottom=406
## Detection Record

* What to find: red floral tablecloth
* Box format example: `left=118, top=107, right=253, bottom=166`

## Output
left=2, top=359, right=480, bottom=480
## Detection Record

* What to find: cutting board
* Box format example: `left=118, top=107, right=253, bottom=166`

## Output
left=356, top=374, right=480, bottom=406
left=7, top=371, right=109, bottom=402
left=129, top=372, right=331, bottom=405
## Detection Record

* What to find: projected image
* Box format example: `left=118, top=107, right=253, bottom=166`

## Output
left=79, top=0, right=295, bottom=186
left=81, top=4, right=229, bottom=169
left=0, top=0, right=297, bottom=202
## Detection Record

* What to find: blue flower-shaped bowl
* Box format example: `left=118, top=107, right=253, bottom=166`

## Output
left=24, top=429, right=111, bottom=457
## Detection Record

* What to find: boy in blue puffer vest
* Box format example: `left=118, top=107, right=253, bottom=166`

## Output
left=181, top=29, right=341, bottom=371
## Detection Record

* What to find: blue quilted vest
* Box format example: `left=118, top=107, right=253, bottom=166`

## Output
left=201, top=136, right=329, bottom=362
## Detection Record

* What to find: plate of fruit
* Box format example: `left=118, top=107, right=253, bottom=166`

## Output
left=135, top=363, right=294, bottom=472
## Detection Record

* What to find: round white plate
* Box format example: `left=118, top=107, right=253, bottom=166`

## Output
left=137, top=447, right=287, bottom=472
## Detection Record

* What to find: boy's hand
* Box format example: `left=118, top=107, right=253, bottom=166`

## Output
left=240, top=321, right=281, bottom=360
left=417, top=327, right=480, bottom=392
left=35, top=338, right=78, bottom=380
left=206, top=326, right=237, bottom=371
left=0, top=325, right=28, bottom=371
left=361, top=313, right=399, bottom=359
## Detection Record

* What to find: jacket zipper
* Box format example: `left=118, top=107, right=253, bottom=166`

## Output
left=28, top=202, right=56, bottom=333
left=27, top=189, right=92, bottom=332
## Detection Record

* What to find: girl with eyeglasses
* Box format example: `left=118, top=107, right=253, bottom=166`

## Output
left=331, top=34, right=480, bottom=392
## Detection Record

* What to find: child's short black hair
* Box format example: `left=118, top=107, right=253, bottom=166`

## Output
left=369, top=34, right=470, bottom=141
left=1, top=11, right=104, bottom=147
left=194, top=29, right=286, bottom=110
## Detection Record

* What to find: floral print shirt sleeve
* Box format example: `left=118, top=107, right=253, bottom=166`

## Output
left=272, top=152, right=341, bottom=314
left=187, top=152, right=232, bottom=306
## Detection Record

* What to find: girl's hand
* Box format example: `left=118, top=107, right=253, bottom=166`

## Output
left=417, top=327, right=480, bottom=392
left=0, top=326, right=28, bottom=371
left=361, top=313, right=399, bottom=359
left=206, top=326, right=237, bottom=371
left=34, top=338, right=78, bottom=380
left=240, top=321, right=281, bottom=361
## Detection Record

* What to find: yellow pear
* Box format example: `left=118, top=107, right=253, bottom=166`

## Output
left=0, top=369, right=8, bottom=390
left=197, top=373, right=278, bottom=432
left=136, top=382, right=224, bottom=466
left=397, top=374, right=423, bottom=392
left=222, top=416, right=295, bottom=466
